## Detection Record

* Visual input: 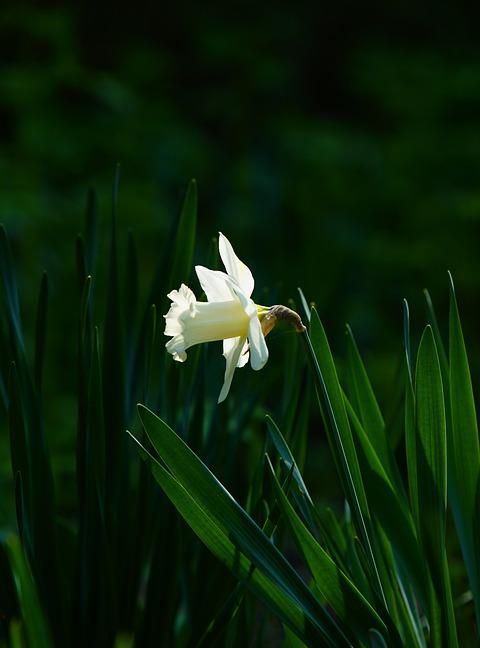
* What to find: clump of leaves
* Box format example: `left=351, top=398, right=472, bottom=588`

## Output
left=134, top=277, right=480, bottom=647
left=1, top=175, right=479, bottom=648
left=1, top=177, right=281, bottom=647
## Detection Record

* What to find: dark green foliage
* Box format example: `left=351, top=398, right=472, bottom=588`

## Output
left=0, top=181, right=273, bottom=647
left=133, top=273, right=480, bottom=646
left=1, top=179, right=480, bottom=647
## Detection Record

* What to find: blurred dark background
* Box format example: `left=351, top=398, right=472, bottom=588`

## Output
left=1, top=1, right=480, bottom=507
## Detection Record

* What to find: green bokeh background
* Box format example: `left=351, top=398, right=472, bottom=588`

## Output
left=2, top=2, right=480, bottom=513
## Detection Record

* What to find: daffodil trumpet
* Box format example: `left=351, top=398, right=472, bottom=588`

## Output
left=164, top=233, right=305, bottom=403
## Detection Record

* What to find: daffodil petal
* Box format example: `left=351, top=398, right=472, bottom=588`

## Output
left=195, top=265, right=236, bottom=302
left=219, top=232, right=254, bottom=298
left=165, top=336, right=187, bottom=362
left=247, top=315, right=269, bottom=370
left=223, top=337, right=249, bottom=368
left=166, top=283, right=196, bottom=305
left=237, top=341, right=250, bottom=367
left=164, top=283, right=196, bottom=337
left=218, top=335, right=247, bottom=403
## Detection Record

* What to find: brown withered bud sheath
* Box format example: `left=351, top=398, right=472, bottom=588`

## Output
left=261, top=305, right=307, bottom=337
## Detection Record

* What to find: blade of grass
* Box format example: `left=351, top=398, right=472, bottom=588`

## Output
left=0, top=541, right=18, bottom=644
left=167, top=179, right=197, bottom=292
left=76, top=328, right=113, bottom=646
left=415, top=326, right=458, bottom=648
left=5, top=535, right=53, bottom=648
left=8, top=363, right=62, bottom=643
left=128, top=429, right=339, bottom=647
left=76, top=274, right=93, bottom=538
left=136, top=405, right=352, bottom=647
left=103, top=166, right=132, bottom=628
left=297, top=287, right=311, bottom=323
left=103, top=166, right=127, bottom=506
left=265, top=415, right=323, bottom=543
left=125, top=230, right=139, bottom=345
left=85, top=188, right=98, bottom=275
left=302, top=308, right=387, bottom=610
left=344, top=394, right=427, bottom=647
left=34, top=272, right=48, bottom=392
left=447, top=272, right=480, bottom=630
left=0, top=226, right=23, bottom=353
left=265, top=415, right=313, bottom=506
left=194, top=582, right=246, bottom=648
left=343, top=394, right=427, bottom=605
left=423, top=289, right=448, bottom=377
left=345, top=325, right=399, bottom=486
left=403, top=300, right=419, bottom=527
left=266, top=456, right=388, bottom=642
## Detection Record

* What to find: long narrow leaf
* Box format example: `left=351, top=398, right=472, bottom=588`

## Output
left=265, top=415, right=313, bottom=506
left=128, top=429, right=338, bottom=646
left=137, top=405, right=351, bottom=647
left=303, top=309, right=386, bottom=609
left=34, top=272, right=48, bottom=392
left=267, top=456, right=388, bottom=642
left=0, top=226, right=23, bottom=352
left=344, top=395, right=427, bottom=605
left=403, top=300, right=419, bottom=527
left=5, top=535, right=53, bottom=648
left=447, top=273, right=480, bottom=629
left=167, top=179, right=197, bottom=292
left=415, top=326, right=457, bottom=648
left=345, top=325, right=398, bottom=486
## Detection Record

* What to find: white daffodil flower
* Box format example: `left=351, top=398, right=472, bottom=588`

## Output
left=164, top=233, right=305, bottom=403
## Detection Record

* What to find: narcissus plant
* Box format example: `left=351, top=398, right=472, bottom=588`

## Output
left=164, top=233, right=305, bottom=402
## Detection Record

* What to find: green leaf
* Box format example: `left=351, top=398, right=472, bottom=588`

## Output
left=302, top=308, right=386, bottom=609
left=415, top=326, right=446, bottom=569
left=194, top=582, right=246, bottom=648
left=0, top=226, right=23, bottom=353
left=103, top=167, right=134, bottom=629
left=103, top=165, right=127, bottom=501
left=267, top=456, right=388, bottom=642
left=84, top=188, right=98, bottom=275
left=297, top=287, right=311, bottom=323
left=1, top=227, right=64, bottom=644
left=266, top=424, right=346, bottom=582
left=125, top=230, right=139, bottom=349
left=130, top=431, right=334, bottom=646
left=7, top=350, right=61, bottom=644
left=281, top=327, right=305, bottom=450
left=151, top=459, right=320, bottom=641
left=143, top=304, right=157, bottom=404
left=76, top=274, right=93, bottom=530
left=136, top=405, right=351, bottom=647
left=345, top=325, right=398, bottom=485
left=415, top=326, right=458, bottom=647
left=77, top=327, right=113, bottom=645
left=403, top=300, right=419, bottom=527
left=5, top=535, right=53, bottom=648
left=344, top=396, right=427, bottom=647
left=8, top=364, right=30, bottom=528
left=423, top=289, right=448, bottom=378
left=265, top=415, right=325, bottom=546
left=265, top=415, right=313, bottom=506
left=168, top=179, right=198, bottom=292
left=125, top=230, right=139, bottom=414
left=344, top=395, right=427, bottom=604
left=447, top=272, right=480, bottom=629
left=369, top=629, right=389, bottom=648
left=34, top=272, right=48, bottom=392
